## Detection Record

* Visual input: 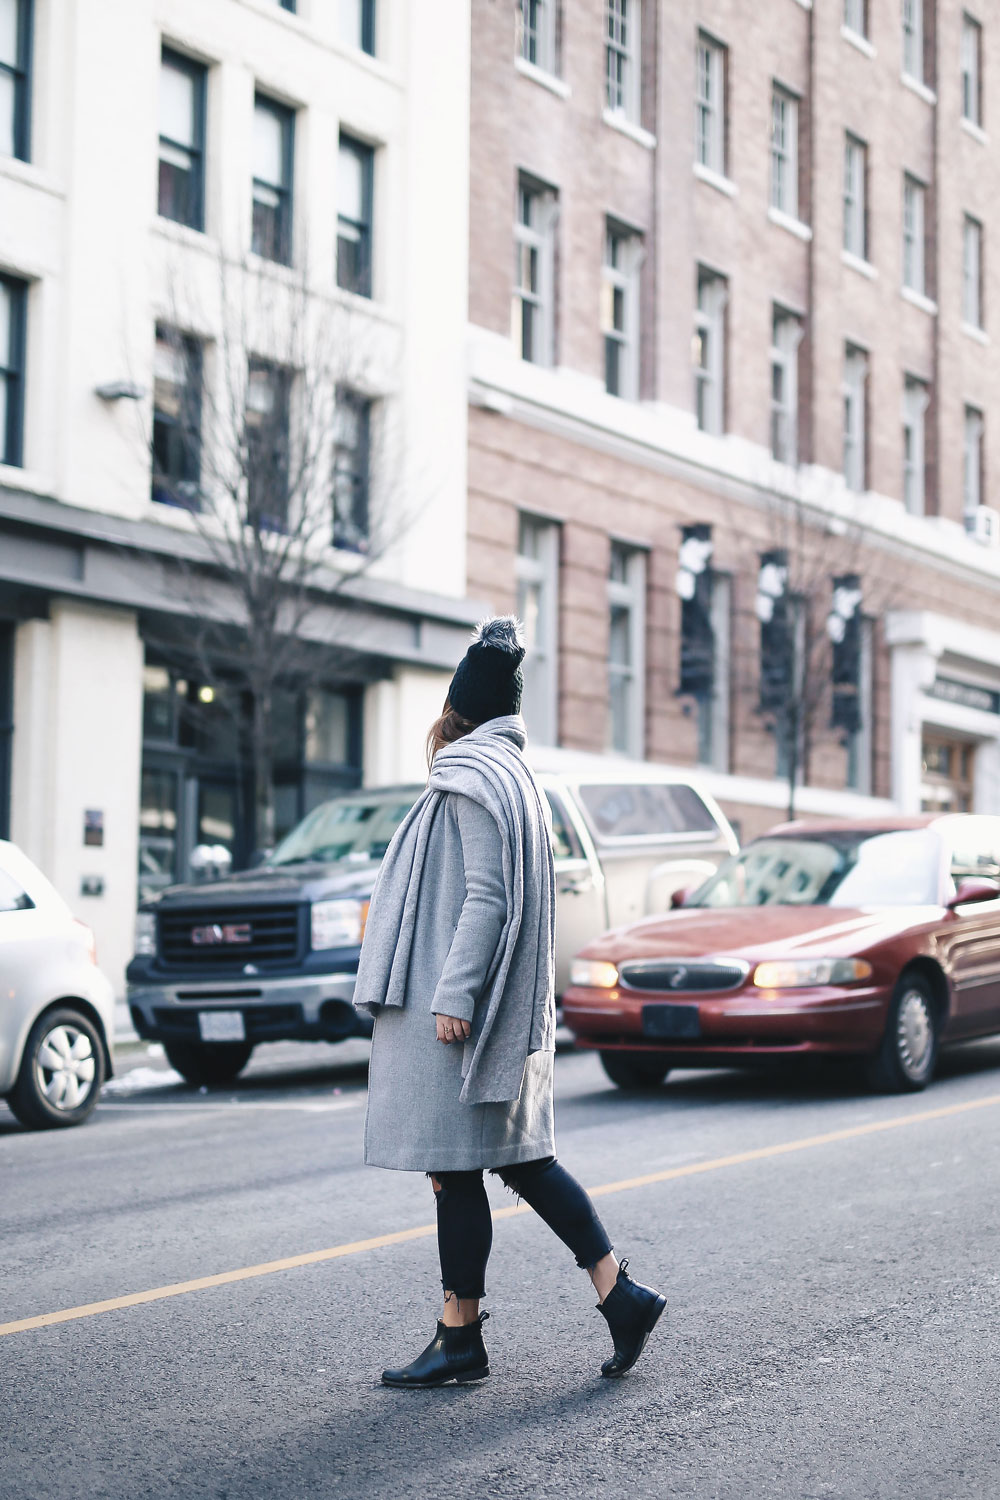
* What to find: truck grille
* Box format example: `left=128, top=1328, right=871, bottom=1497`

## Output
left=619, top=959, right=748, bottom=994
left=157, top=905, right=303, bottom=969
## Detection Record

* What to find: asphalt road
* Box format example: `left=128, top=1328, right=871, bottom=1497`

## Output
left=3, top=1037, right=1000, bottom=1500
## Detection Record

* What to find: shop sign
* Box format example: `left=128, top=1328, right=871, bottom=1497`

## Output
left=928, top=677, right=1000, bottom=716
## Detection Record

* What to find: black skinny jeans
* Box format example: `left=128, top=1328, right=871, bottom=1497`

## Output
left=431, top=1157, right=613, bottom=1300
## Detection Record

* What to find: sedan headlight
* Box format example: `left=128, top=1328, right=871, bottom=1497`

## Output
left=134, top=911, right=157, bottom=957
left=570, top=959, right=620, bottom=989
left=752, top=958, right=873, bottom=989
left=311, top=898, right=370, bottom=952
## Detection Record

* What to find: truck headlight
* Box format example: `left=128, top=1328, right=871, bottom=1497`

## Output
left=311, top=898, right=370, bottom=952
left=752, top=958, right=872, bottom=989
left=570, top=959, right=620, bottom=989
left=134, top=911, right=157, bottom=957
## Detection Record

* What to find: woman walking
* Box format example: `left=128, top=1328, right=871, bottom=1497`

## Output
left=354, top=617, right=665, bottom=1387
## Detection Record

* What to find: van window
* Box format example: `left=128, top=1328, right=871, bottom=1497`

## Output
left=0, top=868, right=33, bottom=912
left=544, top=791, right=583, bottom=860
left=577, top=782, right=719, bottom=840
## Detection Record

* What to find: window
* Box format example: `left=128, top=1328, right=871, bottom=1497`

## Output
left=902, top=375, right=929, bottom=516
left=517, top=0, right=556, bottom=73
left=607, top=542, right=646, bottom=757
left=770, top=308, right=802, bottom=465
left=842, top=345, right=868, bottom=492
left=158, top=48, right=206, bottom=231
left=152, top=325, right=202, bottom=508
left=252, top=95, right=294, bottom=264
left=845, top=617, right=873, bottom=794
left=700, top=572, right=730, bottom=772
left=695, top=33, right=725, bottom=174
left=843, top=0, right=867, bottom=38
left=962, top=15, right=982, bottom=126
left=902, top=0, right=924, bottom=82
left=340, top=0, right=376, bottom=56
left=0, top=621, right=11, bottom=840
left=0, top=0, right=31, bottom=161
left=577, top=782, right=719, bottom=839
left=963, top=406, right=983, bottom=518
left=516, top=515, right=559, bottom=745
left=603, top=222, right=641, bottom=399
left=843, top=134, right=867, bottom=259
left=337, top=134, right=374, bottom=297
left=512, top=175, right=557, bottom=366
left=693, top=267, right=726, bottom=436
left=606, top=0, right=639, bottom=122
left=332, top=389, right=371, bottom=553
left=963, top=215, right=983, bottom=328
left=770, top=85, right=798, bottom=218
left=246, top=360, right=291, bottom=531
left=902, top=175, right=926, bottom=293
left=0, top=273, right=26, bottom=468
left=260, top=0, right=296, bottom=10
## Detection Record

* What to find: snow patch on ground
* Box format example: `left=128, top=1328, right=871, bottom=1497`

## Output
left=102, top=1066, right=184, bottom=1095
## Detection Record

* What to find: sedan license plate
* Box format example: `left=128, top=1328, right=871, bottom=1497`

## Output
left=198, top=1010, right=246, bottom=1043
left=642, top=1004, right=701, bottom=1040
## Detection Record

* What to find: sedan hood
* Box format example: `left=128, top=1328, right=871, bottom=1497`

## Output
left=585, top=903, right=938, bottom=963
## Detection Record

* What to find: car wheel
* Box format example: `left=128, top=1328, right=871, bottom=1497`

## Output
left=7, top=1007, right=107, bottom=1130
left=163, top=1040, right=254, bottom=1087
left=866, top=972, right=939, bottom=1093
left=599, top=1050, right=671, bottom=1090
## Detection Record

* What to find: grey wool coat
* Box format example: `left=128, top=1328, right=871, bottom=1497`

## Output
left=355, top=716, right=556, bottom=1173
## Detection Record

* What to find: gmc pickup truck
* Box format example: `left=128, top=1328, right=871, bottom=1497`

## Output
left=126, top=751, right=737, bottom=1085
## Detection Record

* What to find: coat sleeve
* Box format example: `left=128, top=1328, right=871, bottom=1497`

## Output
left=430, top=794, right=508, bottom=1023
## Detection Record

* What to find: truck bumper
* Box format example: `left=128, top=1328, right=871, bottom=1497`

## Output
left=127, top=971, right=371, bottom=1047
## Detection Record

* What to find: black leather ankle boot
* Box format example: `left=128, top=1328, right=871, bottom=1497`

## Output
left=381, top=1312, right=490, bottom=1388
left=596, top=1260, right=666, bottom=1378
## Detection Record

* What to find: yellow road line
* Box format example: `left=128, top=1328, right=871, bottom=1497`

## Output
left=4, top=1089, right=999, bottom=1340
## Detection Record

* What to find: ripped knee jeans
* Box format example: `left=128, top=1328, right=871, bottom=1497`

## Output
left=430, top=1157, right=613, bottom=1300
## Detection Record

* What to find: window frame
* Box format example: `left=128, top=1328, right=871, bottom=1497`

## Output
left=152, top=324, right=203, bottom=510
left=902, top=173, right=926, bottom=294
left=605, top=0, right=640, bottom=124
left=902, top=374, right=929, bottom=517
left=770, top=84, right=799, bottom=218
left=512, top=173, right=557, bottom=367
left=961, top=14, right=982, bottom=127
left=902, top=0, right=924, bottom=83
left=252, top=93, right=295, bottom=266
left=843, top=0, right=868, bottom=40
left=245, top=357, right=292, bottom=533
left=341, top=0, right=376, bottom=56
left=963, top=214, right=983, bottom=329
left=842, top=344, right=868, bottom=493
left=770, top=307, right=802, bottom=466
left=517, top=0, right=557, bottom=74
left=602, top=220, right=642, bottom=401
left=694, top=267, right=727, bottom=437
left=516, top=513, right=560, bottom=746
left=695, top=32, right=725, bottom=175
left=963, top=405, right=984, bottom=518
left=158, top=46, right=208, bottom=233
left=607, top=541, right=647, bottom=759
left=0, top=272, right=27, bottom=469
left=332, top=387, right=372, bottom=554
left=337, top=133, right=375, bottom=298
left=0, top=0, right=32, bottom=162
left=843, top=133, right=868, bottom=260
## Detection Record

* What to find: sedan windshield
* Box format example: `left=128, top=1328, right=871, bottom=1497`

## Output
left=269, top=795, right=416, bottom=866
left=688, top=829, right=942, bottom=909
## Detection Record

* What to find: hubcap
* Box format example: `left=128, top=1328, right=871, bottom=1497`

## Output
left=896, top=990, right=933, bottom=1078
left=34, top=1023, right=96, bottom=1112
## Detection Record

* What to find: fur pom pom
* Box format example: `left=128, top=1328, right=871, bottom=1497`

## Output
left=470, top=615, right=525, bottom=656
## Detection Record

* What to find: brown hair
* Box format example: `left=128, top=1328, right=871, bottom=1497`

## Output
left=426, top=697, right=479, bottom=770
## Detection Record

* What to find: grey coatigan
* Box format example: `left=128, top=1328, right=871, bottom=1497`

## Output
left=354, top=716, right=556, bottom=1172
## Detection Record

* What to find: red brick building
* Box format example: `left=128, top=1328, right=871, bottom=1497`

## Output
left=466, top=0, right=1000, bottom=838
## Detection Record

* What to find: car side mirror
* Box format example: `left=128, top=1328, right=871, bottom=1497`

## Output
left=670, top=888, right=689, bottom=910
left=946, top=877, right=1000, bottom=910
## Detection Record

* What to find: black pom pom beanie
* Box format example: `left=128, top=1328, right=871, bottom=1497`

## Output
left=447, top=616, right=526, bottom=724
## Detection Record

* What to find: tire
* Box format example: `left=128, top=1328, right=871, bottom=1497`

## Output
left=599, top=1050, right=671, bottom=1090
left=866, top=972, right=939, bottom=1093
left=163, top=1040, right=254, bottom=1087
left=7, top=1006, right=107, bottom=1130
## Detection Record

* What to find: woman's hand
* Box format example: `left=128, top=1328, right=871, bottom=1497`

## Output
left=436, top=1014, right=471, bottom=1045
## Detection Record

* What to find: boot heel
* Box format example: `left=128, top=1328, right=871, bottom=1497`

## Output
left=456, top=1364, right=490, bottom=1384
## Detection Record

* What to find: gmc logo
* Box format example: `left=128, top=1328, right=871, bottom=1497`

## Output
left=190, top=923, right=252, bottom=946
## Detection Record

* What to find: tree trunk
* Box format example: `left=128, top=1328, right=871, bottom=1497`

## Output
left=251, top=689, right=276, bottom=855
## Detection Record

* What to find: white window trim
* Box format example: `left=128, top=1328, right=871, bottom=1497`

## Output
left=962, top=321, right=991, bottom=346
left=515, top=0, right=560, bottom=80
left=901, top=285, right=938, bottom=316
left=516, top=516, right=560, bottom=746
left=512, top=179, right=558, bottom=367
left=607, top=544, right=646, bottom=758
left=962, top=215, right=984, bottom=330
left=902, top=377, right=930, bottom=516
left=902, top=0, right=924, bottom=86
left=602, top=110, right=657, bottom=149
left=694, top=271, right=727, bottom=437
left=693, top=161, right=738, bottom=197
left=841, top=25, right=877, bottom=59
left=515, top=56, right=571, bottom=99
left=770, top=85, right=799, bottom=220
left=963, top=408, right=984, bottom=517
left=842, top=248, right=878, bottom=280
left=842, top=347, right=868, bottom=493
left=901, top=73, right=937, bottom=105
left=902, top=174, right=926, bottom=296
left=768, top=205, right=813, bottom=241
left=602, top=225, right=643, bottom=402
left=961, top=117, right=989, bottom=146
left=770, top=310, right=804, bottom=467
left=695, top=33, right=726, bottom=177
left=605, top=0, right=642, bottom=126
left=843, top=134, right=867, bottom=260
left=961, top=15, right=982, bottom=128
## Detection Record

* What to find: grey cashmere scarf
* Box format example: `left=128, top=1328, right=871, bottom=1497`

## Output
left=353, top=716, right=555, bottom=1105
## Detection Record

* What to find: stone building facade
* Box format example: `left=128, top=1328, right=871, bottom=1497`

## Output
left=467, top=0, right=1000, bottom=840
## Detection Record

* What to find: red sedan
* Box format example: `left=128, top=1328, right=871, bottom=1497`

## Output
left=563, top=814, right=1000, bottom=1093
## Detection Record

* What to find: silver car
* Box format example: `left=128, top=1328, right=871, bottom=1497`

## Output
left=0, top=841, right=115, bottom=1129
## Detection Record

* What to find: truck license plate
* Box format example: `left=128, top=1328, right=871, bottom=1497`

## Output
left=641, top=1004, right=701, bottom=1039
left=198, top=1010, right=246, bottom=1043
